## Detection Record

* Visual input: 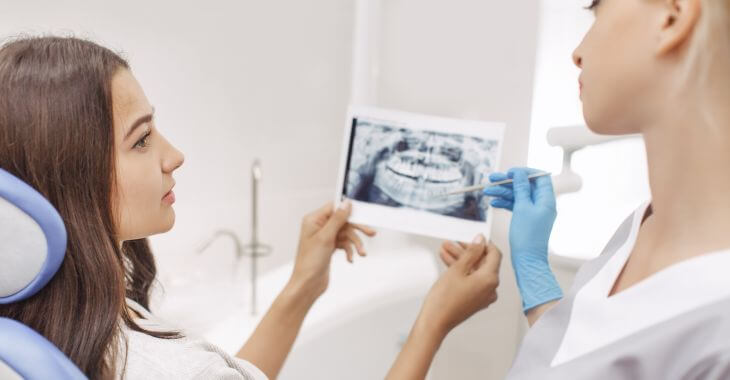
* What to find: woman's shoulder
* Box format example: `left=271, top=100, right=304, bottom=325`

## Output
left=121, top=330, right=266, bottom=380
left=119, top=299, right=268, bottom=380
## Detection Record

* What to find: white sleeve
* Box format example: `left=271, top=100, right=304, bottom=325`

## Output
left=120, top=328, right=268, bottom=380
left=194, top=342, right=269, bottom=380
left=176, top=339, right=269, bottom=380
left=234, top=358, right=269, bottom=380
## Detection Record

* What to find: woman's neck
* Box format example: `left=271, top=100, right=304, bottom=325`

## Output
left=642, top=104, right=730, bottom=260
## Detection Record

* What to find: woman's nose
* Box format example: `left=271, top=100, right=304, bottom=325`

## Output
left=163, top=140, right=185, bottom=173
left=169, top=148, right=184, bottom=172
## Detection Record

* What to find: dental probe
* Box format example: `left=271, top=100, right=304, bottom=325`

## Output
left=438, top=171, right=552, bottom=197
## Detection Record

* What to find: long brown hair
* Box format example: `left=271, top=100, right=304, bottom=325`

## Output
left=0, top=36, right=179, bottom=379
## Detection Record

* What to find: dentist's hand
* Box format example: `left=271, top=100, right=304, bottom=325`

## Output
left=290, top=200, right=376, bottom=299
left=482, top=167, right=562, bottom=313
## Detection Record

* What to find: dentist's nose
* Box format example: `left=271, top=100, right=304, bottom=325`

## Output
left=572, top=36, right=586, bottom=69
left=572, top=49, right=583, bottom=69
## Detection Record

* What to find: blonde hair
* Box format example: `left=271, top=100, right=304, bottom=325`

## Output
left=682, top=0, right=730, bottom=130
left=684, top=0, right=730, bottom=80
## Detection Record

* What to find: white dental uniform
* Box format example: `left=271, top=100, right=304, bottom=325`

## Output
left=117, top=298, right=267, bottom=380
left=506, top=202, right=730, bottom=379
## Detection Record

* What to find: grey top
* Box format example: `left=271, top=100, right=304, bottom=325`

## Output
left=507, top=203, right=730, bottom=379
left=116, top=298, right=268, bottom=380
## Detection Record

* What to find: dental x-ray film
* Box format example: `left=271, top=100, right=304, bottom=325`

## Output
left=335, top=106, right=506, bottom=242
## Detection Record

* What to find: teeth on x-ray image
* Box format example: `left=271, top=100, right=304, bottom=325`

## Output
left=344, top=119, right=499, bottom=222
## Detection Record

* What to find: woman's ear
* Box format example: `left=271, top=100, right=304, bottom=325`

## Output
left=656, top=0, right=702, bottom=56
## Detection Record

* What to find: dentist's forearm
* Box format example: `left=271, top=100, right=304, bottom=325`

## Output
left=236, top=279, right=318, bottom=379
left=526, top=299, right=559, bottom=327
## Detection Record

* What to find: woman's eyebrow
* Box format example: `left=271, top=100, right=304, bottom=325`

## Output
left=124, top=107, right=155, bottom=140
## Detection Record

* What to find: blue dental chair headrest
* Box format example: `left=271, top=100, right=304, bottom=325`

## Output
left=0, top=169, right=66, bottom=304
left=0, top=168, right=86, bottom=379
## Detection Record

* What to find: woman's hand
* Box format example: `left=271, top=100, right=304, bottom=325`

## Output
left=439, top=240, right=468, bottom=266
left=386, top=234, right=501, bottom=380
left=419, top=234, right=502, bottom=336
left=290, top=200, right=376, bottom=299
left=238, top=200, right=376, bottom=378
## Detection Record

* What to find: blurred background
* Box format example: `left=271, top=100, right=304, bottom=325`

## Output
left=0, top=1, right=650, bottom=379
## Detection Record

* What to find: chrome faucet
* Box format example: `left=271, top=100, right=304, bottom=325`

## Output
left=243, top=159, right=272, bottom=315
left=196, top=159, right=271, bottom=316
left=197, top=229, right=245, bottom=263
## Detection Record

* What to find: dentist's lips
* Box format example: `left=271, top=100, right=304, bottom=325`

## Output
left=579, top=78, right=583, bottom=96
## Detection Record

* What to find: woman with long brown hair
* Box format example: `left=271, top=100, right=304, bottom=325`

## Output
left=0, top=35, right=378, bottom=379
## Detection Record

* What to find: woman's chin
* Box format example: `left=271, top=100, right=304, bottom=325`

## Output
left=154, top=209, right=176, bottom=234
left=162, top=210, right=176, bottom=232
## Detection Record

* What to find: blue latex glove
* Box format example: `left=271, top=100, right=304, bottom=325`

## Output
left=483, top=167, right=563, bottom=313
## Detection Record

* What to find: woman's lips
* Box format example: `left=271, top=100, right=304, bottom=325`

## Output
left=162, top=190, right=175, bottom=204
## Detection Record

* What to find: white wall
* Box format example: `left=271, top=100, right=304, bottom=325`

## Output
left=372, top=1, right=540, bottom=378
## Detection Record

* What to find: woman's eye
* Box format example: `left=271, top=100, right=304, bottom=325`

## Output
left=133, top=130, right=151, bottom=149
left=587, top=0, right=601, bottom=11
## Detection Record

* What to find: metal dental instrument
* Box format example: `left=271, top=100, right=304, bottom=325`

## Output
left=438, top=171, right=552, bottom=197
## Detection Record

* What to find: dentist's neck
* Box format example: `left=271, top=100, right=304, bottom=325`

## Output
left=642, top=93, right=730, bottom=257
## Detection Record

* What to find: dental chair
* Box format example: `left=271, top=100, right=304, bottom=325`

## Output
left=0, top=168, right=87, bottom=380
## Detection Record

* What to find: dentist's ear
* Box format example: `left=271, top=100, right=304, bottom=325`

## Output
left=656, top=0, right=702, bottom=56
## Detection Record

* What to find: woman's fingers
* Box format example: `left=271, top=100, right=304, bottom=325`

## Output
left=455, top=235, right=487, bottom=274
left=345, top=227, right=367, bottom=256
left=351, top=223, right=377, bottom=237
left=439, top=240, right=476, bottom=268
left=338, top=240, right=355, bottom=263
left=477, top=242, right=503, bottom=278
left=336, top=225, right=371, bottom=257
left=440, top=241, right=465, bottom=267
left=443, top=240, right=466, bottom=256
left=300, top=202, right=334, bottom=236
left=440, top=248, right=457, bottom=266
left=319, top=201, right=352, bottom=239
left=468, top=242, right=502, bottom=306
